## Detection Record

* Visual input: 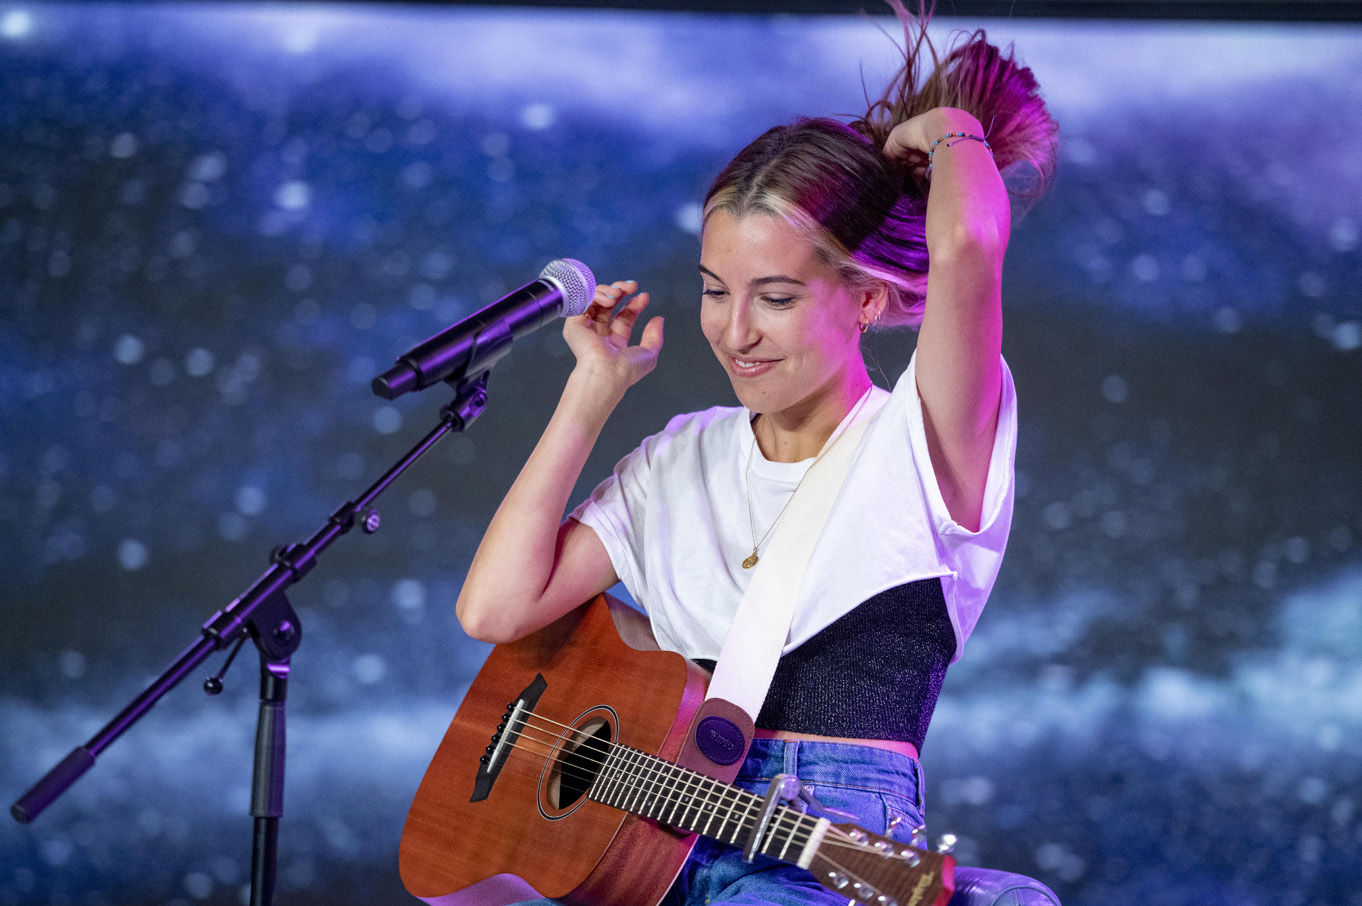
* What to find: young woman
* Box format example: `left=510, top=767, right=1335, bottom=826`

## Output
left=455, top=6, right=1057, bottom=903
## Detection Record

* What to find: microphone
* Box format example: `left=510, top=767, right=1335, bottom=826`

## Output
left=372, top=258, right=595, bottom=399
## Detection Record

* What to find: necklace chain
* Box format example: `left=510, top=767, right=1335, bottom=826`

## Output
left=741, top=389, right=873, bottom=570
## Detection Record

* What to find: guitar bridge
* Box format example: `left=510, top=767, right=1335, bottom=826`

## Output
left=471, top=673, right=546, bottom=802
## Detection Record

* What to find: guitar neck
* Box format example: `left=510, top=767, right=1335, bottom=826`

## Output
left=589, top=742, right=826, bottom=868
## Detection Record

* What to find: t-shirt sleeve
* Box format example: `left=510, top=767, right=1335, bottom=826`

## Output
left=900, top=351, right=1019, bottom=648
left=567, top=425, right=673, bottom=613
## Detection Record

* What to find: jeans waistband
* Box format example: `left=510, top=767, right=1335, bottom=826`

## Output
left=736, top=737, right=924, bottom=799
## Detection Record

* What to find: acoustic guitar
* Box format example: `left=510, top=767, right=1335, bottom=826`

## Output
left=400, top=595, right=954, bottom=906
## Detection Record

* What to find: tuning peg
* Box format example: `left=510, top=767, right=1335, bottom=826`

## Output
left=896, top=848, right=921, bottom=867
left=935, top=833, right=958, bottom=854
left=911, top=826, right=926, bottom=847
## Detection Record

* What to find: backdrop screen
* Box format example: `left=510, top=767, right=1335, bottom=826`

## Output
left=2, top=4, right=1359, bottom=906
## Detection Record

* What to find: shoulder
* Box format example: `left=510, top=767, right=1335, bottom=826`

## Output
left=614, top=404, right=748, bottom=477
left=646, top=404, right=748, bottom=453
left=658, top=404, right=747, bottom=436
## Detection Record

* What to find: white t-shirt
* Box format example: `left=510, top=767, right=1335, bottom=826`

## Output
left=570, top=351, right=1017, bottom=664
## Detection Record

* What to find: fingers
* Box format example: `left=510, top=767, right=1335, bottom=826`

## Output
left=580, top=280, right=637, bottom=335
left=592, top=280, right=638, bottom=311
left=639, top=315, right=664, bottom=353
left=609, top=291, right=650, bottom=337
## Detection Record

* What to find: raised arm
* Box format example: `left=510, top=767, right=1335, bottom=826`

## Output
left=455, top=282, right=664, bottom=643
left=884, top=108, right=1010, bottom=532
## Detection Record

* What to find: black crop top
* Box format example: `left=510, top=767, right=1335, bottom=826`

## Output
left=696, top=578, right=955, bottom=752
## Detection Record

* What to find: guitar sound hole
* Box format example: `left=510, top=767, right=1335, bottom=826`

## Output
left=555, top=718, right=612, bottom=808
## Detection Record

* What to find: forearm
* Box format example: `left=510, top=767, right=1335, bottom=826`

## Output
left=455, top=365, right=623, bottom=640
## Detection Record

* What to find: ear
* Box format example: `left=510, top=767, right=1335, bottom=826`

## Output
left=856, top=281, right=890, bottom=329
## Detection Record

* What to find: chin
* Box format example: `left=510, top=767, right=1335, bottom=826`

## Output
left=728, top=383, right=782, bottom=415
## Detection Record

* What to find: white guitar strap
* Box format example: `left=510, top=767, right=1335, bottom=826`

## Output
left=704, top=389, right=887, bottom=723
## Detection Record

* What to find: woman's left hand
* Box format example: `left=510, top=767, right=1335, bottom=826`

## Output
left=881, top=107, right=985, bottom=177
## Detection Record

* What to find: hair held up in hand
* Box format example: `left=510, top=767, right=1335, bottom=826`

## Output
left=702, top=1, right=1058, bottom=329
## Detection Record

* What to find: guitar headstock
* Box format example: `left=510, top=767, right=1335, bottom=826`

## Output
left=807, top=823, right=955, bottom=906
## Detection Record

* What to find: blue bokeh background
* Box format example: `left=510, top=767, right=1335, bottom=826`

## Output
left=2, top=4, right=1360, bottom=905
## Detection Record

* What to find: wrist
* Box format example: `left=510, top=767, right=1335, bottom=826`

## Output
left=924, top=112, right=994, bottom=181
left=561, top=363, right=628, bottom=423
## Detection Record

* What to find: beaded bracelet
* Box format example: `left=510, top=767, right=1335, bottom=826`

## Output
left=925, top=131, right=993, bottom=179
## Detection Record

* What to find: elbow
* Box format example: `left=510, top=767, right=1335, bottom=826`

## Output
left=929, top=216, right=1009, bottom=267
left=456, top=589, right=526, bottom=644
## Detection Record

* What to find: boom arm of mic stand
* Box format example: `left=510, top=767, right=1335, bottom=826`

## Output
left=10, top=370, right=492, bottom=826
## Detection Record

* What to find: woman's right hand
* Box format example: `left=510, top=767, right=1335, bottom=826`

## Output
left=562, top=280, right=665, bottom=392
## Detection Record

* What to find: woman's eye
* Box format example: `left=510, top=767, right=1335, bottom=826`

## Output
left=701, top=288, right=727, bottom=299
left=763, top=296, right=795, bottom=307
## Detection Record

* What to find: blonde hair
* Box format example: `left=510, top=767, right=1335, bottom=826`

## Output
left=702, top=2, right=1058, bottom=329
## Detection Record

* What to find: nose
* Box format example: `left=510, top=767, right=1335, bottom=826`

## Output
left=724, top=298, right=758, bottom=352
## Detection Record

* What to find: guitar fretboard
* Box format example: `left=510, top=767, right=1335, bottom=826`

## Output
left=588, top=742, right=821, bottom=864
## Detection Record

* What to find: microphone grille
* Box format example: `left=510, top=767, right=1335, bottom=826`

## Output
left=540, top=258, right=595, bottom=317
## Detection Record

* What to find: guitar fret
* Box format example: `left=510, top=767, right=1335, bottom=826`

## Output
left=633, top=752, right=661, bottom=820
left=635, top=750, right=669, bottom=819
left=690, top=773, right=714, bottom=837
left=766, top=809, right=819, bottom=864
left=707, top=778, right=732, bottom=842
left=676, top=768, right=706, bottom=831
left=611, top=748, right=637, bottom=811
left=620, top=748, right=648, bottom=814
left=712, top=780, right=746, bottom=844
left=700, top=774, right=731, bottom=839
left=584, top=742, right=828, bottom=873
left=590, top=745, right=612, bottom=805
left=656, top=759, right=689, bottom=824
left=728, top=789, right=758, bottom=846
left=595, top=745, right=630, bottom=809
left=687, top=769, right=720, bottom=833
left=772, top=809, right=806, bottom=861
left=656, top=761, right=687, bottom=826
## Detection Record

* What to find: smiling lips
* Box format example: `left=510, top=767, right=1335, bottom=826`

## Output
left=728, top=355, right=778, bottom=378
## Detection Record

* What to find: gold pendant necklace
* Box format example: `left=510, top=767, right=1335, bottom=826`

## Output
left=741, top=390, right=872, bottom=570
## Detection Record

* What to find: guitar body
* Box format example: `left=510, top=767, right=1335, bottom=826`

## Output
left=400, top=596, right=710, bottom=906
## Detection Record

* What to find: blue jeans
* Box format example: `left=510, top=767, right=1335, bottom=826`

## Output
left=514, top=737, right=927, bottom=906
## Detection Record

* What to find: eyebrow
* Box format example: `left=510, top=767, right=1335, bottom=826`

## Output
left=698, top=264, right=807, bottom=287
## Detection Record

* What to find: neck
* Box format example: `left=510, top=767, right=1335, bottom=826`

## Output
left=753, top=371, right=873, bottom=463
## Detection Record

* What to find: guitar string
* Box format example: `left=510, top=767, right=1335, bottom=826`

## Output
left=485, top=722, right=918, bottom=902
left=489, top=710, right=928, bottom=861
left=495, top=723, right=930, bottom=893
left=499, top=723, right=916, bottom=862
left=504, top=710, right=750, bottom=815
left=496, top=717, right=822, bottom=852
left=498, top=712, right=818, bottom=849
left=503, top=722, right=775, bottom=839
left=500, top=711, right=924, bottom=861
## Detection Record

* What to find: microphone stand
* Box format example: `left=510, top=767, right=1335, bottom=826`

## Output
left=11, top=370, right=493, bottom=906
